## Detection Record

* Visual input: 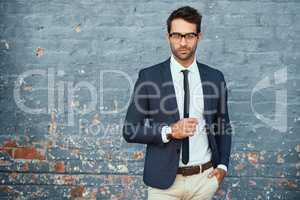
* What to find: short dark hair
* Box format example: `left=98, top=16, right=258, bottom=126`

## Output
left=167, top=6, right=202, bottom=33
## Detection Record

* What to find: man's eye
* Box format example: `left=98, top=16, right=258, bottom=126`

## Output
left=186, top=34, right=195, bottom=39
left=173, top=33, right=181, bottom=38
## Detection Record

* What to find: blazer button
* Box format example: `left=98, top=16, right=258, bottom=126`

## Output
left=176, top=149, right=180, bottom=154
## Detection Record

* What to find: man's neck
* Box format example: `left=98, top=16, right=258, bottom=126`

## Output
left=173, top=55, right=195, bottom=68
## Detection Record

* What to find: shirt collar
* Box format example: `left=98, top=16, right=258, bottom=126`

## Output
left=170, top=54, right=198, bottom=74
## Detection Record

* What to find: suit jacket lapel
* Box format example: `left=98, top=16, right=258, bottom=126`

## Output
left=196, top=61, right=211, bottom=125
left=160, top=57, right=180, bottom=122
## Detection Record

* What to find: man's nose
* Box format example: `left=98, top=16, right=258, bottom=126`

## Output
left=180, top=36, right=187, bottom=46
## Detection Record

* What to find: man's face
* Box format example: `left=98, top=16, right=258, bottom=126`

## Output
left=167, top=18, right=201, bottom=62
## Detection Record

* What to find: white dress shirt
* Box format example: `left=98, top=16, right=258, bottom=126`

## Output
left=161, top=54, right=227, bottom=172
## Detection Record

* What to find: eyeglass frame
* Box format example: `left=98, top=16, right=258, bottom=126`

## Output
left=168, top=32, right=199, bottom=42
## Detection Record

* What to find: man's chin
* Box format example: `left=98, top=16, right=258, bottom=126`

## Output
left=176, top=54, right=191, bottom=61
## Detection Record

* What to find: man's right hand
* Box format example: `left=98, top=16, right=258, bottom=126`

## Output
left=170, top=118, right=198, bottom=139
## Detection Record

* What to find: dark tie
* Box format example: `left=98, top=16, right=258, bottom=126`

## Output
left=181, top=69, right=190, bottom=164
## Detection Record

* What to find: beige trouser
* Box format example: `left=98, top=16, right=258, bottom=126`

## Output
left=147, top=166, right=219, bottom=200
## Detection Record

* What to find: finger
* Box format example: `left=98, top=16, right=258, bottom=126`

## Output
left=186, top=122, right=198, bottom=129
left=181, top=121, right=188, bottom=129
left=182, top=124, right=196, bottom=132
left=185, top=125, right=196, bottom=132
left=185, top=123, right=196, bottom=129
left=183, top=129, right=194, bottom=136
left=190, top=123, right=198, bottom=130
left=186, top=130, right=195, bottom=136
left=188, top=117, right=198, bottom=122
left=208, top=169, right=218, bottom=178
left=189, top=125, right=197, bottom=133
left=188, top=120, right=198, bottom=125
left=183, top=130, right=195, bottom=137
left=186, top=118, right=198, bottom=124
left=188, top=132, right=195, bottom=137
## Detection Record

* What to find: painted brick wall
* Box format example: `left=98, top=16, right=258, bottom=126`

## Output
left=0, top=0, right=299, bottom=199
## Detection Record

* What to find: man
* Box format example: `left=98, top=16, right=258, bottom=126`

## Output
left=123, top=6, right=231, bottom=200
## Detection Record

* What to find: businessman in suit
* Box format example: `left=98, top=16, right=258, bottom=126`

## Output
left=123, top=6, right=232, bottom=200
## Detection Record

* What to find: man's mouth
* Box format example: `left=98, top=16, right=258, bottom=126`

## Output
left=179, top=50, right=188, bottom=54
left=179, top=48, right=189, bottom=52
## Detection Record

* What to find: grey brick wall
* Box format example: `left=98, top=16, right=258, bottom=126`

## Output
left=0, top=0, right=299, bottom=199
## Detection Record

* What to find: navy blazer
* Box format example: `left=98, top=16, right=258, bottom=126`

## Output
left=123, top=57, right=232, bottom=189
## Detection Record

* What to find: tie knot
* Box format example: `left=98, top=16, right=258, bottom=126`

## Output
left=181, top=69, right=189, bottom=76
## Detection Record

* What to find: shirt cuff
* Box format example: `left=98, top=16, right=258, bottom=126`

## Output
left=161, top=126, right=171, bottom=143
left=217, top=164, right=227, bottom=172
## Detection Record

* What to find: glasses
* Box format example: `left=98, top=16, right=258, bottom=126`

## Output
left=169, top=32, right=198, bottom=42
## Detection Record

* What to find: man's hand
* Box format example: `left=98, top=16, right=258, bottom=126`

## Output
left=207, top=168, right=227, bottom=186
left=170, top=118, right=198, bottom=139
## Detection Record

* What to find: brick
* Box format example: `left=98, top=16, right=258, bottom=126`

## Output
left=70, top=185, right=85, bottom=198
left=13, top=147, right=45, bottom=160
left=54, top=161, right=65, bottom=173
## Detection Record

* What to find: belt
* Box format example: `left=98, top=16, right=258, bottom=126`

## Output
left=177, top=160, right=213, bottom=176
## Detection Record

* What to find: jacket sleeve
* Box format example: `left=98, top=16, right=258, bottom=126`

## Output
left=122, top=69, right=165, bottom=146
left=215, top=72, right=232, bottom=168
